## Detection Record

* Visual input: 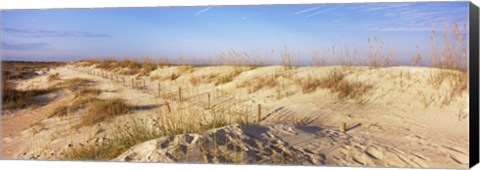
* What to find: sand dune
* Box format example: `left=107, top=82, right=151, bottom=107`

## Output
left=1, top=63, right=469, bottom=168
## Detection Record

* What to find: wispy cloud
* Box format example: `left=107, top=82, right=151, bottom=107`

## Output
left=195, top=7, right=213, bottom=15
left=368, top=27, right=433, bottom=32
left=3, top=27, right=110, bottom=38
left=360, top=3, right=412, bottom=12
left=241, top=16, right=247, bottom=20
left=294, top=6, right=320, bottom=15
left=359, top=3, right=467, bottom=27
left=2, top=41, right=50, bottom=50
left=305, top=7, right=337, bottom=18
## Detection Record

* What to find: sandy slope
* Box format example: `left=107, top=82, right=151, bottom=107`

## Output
left=1, top=64, right=469, bottom=168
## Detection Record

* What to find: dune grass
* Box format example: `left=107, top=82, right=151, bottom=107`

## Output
left=294, top=68, right=372, bottom=103
left=58, top=22, right=470, bottom=163
left=63, top=90, right=256, bottom=161
left=47, top=73, right=60, bottom=81
left=47, top=88, right=102, bottom=118
left=238, top=74, right=279, bottom=93
left=189, top=74, right=216, bottom=85
left=1, top=61, right=65, bottom=111
left=62, top=119, right=162, bottom=160
left=2, top=77, right=94, bottom=111
left=53, top=78, right=91, bottom=91
left=213, top=70, right=244, bottom=86
left=63, top=104, right=255, bottom=160
left=2, top=88, right=54, bottom=110
left=80, top=98, right=131, bottom=126
left=331, top=79, right=373, bottom=103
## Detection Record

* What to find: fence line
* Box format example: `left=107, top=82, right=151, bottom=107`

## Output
left=73, top=66, right=284, bottom=122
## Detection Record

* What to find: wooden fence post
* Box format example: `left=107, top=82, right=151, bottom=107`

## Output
left=143, top=79, right=146, bottom=90
left=178, top=87, right=182, bottom=102
left=163, top=101, right=171, bottom=114
left=157, top=83, right=161, bottom=97
left=339, top=122, right=346, bottom=133
left=257, top=104, right=262, bottom=123
left=131, top=78, right=135, bottom=89
left=207, top=93, right=211, bottom=108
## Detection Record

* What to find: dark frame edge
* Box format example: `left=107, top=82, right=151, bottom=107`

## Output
left=470, top=1, right=480, bottom=169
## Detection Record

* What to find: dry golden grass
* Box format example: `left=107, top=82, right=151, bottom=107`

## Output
left=425, top=22, right=468, bottom=106
left=331, top=79, right=373, bottom=103
left=2, top=88, right=54, bottom=110
left=75, top=59, right=100, bottom=67
left=62, top=119, right=163, bottom=160
left=213, top=70, right=243, bottom=86
left=178, top=66, right=195, bottom=74
left=2, top=61, right=64, bottom=79
left=154, top=66, right=194, bottom=81
left=411, top=45, right=423, bottom=66
left=189, top=74, right=216, bottom=85
left=88, top=58, right=159, bottom=75
left=367, top=36, right=396, bottom=67
left=47, top=88, right=102, bottom=118
left=442, top=72, right=468, bottom=106
left=319, top=69, right=346, bottom=89
left=157, top=98, right=254, bottom=136
left=295, top=74, right=321, bottom=93
left=294, top=68, right=372, bottom=103
left=141, top=58, right=157, bottom=74
left=47, top=105, right=69, bottom=118
left=47, top=73, right=60, bottom=81
left=427, top=70, right=468, bottom=106
left=281, top=46, right=294, bottom=69
left=70, top=22, right=468, bottom=109
left=189, top=67, right=250, bottom=86
left=1, top=62, right=56, bottom=110
left=80, top=98, right=131, bottom=126
left=429, top=23, right=468, bottom=71
left=169, top=73, right=181, bottom=81
left=238, top=74, right=279, bottom=93
left=295, top=68, right=346, bottom=94
left=53, top=78, right=90, bottom=92
left=64, top=92, right=256, bottom=160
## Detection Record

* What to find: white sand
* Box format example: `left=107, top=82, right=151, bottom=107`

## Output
left=1, top=64, right=469, bottom=168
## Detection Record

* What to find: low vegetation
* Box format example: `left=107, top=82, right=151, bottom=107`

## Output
left=2, top=61, right=64, bottom=80
left=63, top=89, right=257, bottom=160
left=80, top=98, right=131, bottom=126
left=2, top=88, right=54, bottom=110
left=2, top=61, right=64, bottom=111
left=62, top=119, right=162, bottom=160
left=238, top=74, right=279, bottom=93
left=331, top=79, right=373, bottom=103
left=47, top=88, right=102, bottom=118
left=294, top=68, right=372, bottom=103
left=213, top=70, right=244, bottom=86
left=12, top=22, right=471, bottom=162
left=47, top=73, right=60, bottom=81
left=189, top=74, right=216, bottom=85
left=295, top=68, right=346, bottom=94
left=430, top=70, right=468, bottom=106
left=53, top=78, right=90, bottom=91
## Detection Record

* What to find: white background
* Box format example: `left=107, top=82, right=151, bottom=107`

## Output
left=0, top=0, right=479, bottom=170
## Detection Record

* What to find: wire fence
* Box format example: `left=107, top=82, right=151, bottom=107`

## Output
left=71, top=66, right=294, bottom=123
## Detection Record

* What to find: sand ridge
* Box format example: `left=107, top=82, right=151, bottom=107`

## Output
left=1, top=63, right=469, bottom=168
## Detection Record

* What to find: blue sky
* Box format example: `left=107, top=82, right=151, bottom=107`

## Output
left=1, top=2, right=469, bottom=65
